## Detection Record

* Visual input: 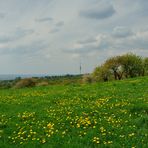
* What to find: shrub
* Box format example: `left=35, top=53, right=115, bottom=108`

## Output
left=13, top=78, right=36, bottom=88
left=82, top=74, right=93, bottom=83
left=92, top=66, right=112, bottom=82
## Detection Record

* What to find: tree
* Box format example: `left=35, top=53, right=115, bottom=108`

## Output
left=92, top=53, right=147, bottom=83
left=120, top=53, right=143, bottom=78
left=104, top=56, right=123, bottom=80
left=92, top=65, right=111, bottom=82
left=143, top=57, right=148, bottom=75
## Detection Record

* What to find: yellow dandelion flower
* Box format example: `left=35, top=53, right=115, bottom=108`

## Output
left=41, top=138, right=46, bottom=144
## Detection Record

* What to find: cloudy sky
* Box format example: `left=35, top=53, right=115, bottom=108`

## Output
left=0, top=0, right=148, bottom=75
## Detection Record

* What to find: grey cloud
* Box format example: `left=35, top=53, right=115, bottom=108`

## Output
left=64, top=28, right=148, bottom=56
left=64, top=37, right=109, bottom=55
left=78, top=37, right=97, bottom=44
left=0, top=36, right=12, bottom=43
left=49, top=28, right=60, bottom=34
left=124, top=38, right=148, bottom=50
left=112, top=30, right=148, bottom=52
left=64, top=47, right=95, bottom=55
left=0, top=40, right=48, bottom=57
left=15, top=28, right=34, bottom=38
left=112, top=26, right=133, bottom=38
left=136, top=0, right=148, bottom=16
left=0, top=13, right=6, bottom=18
left=79, top=4, right=115, bottom=19
left=48, top=21, right=64, bottom=34
left=0, top=28, right=34, bottom=43
left=64, top=35, right=111, bottom=55
left=35, top=17, right=53, bottom=22
left=55, top=21, right=64, bottom=27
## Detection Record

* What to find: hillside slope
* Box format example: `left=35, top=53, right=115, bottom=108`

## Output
left=0, top=77, right=148, bottom=147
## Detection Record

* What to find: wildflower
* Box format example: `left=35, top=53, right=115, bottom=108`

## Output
left=47, top=123, right=54, bottom=129
left=77, top=123, right=80, bottom=128
left=41, top=138, right=46, bottom=144
left=62, top=131, right=66, bottom=135
left=129, top=133, right=135, bottom=137
left=93, top=137, right=100, bottom=144
left=108, top=141, right=113, bottom=144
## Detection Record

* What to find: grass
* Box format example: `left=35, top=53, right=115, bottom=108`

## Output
left=0, top=76, right=148, bottom=148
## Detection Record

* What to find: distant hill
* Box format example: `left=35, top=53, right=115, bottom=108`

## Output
left=0, top=74, right=48, bottom=80
left=0, top=74, right=82, bottom=81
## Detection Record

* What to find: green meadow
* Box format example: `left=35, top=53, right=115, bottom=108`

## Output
left=0, top=76, right=148, bottom=148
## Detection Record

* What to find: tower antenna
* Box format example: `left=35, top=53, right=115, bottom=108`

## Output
left=80, top=57, right=82, bottom=75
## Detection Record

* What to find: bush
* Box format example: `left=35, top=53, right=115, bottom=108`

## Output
left=82, top=74, right=93, bottom=83
left=13, top=78, right=36, bottom=89
left=92, top=66, right=112, bottom=82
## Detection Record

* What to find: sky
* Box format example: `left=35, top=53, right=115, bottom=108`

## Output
left=0, top=0, right=148, bottom=75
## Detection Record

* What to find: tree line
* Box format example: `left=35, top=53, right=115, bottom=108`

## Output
left=84, top=53, right=148, bottom=83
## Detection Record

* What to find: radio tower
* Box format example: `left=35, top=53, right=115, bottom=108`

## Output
left=80, top=58, right=82, bottom=75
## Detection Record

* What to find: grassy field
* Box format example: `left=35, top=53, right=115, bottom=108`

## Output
left=0, top=77, right=148, bottom=148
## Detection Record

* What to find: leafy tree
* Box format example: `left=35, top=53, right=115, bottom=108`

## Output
left=120, top=53, right=143, bottom=78
left=143, top=57, right=148, bottom=75
left=104, top=56, right=123, bottom=80
left=92, top=65, right=111, bottom=82
left=92, top=53, right=147, bottom=83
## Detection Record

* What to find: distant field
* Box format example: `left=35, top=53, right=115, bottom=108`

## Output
left=0, top=77, right=148, bottom=148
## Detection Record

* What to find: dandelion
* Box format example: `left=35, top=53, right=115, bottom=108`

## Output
left=41, top=138, right=46, bottom=144
left=129, top=133, right=135, bottom=137
left=107, top=141, right=113, bottom=144
left=47, top=123, right=54, bottom=129
left=93, top=137, right=100, bottom=144
left=62, top=131, right=66, bottom=135
left=77, top=123, right=80, bottom=128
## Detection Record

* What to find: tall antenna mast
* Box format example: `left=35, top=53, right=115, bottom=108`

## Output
left=80, top=57, right=82, bottom=75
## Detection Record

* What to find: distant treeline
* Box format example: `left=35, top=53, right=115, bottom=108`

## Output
left=0, top=74, right=83, bottom=89
left=44, top=74, right=82, bottom=80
